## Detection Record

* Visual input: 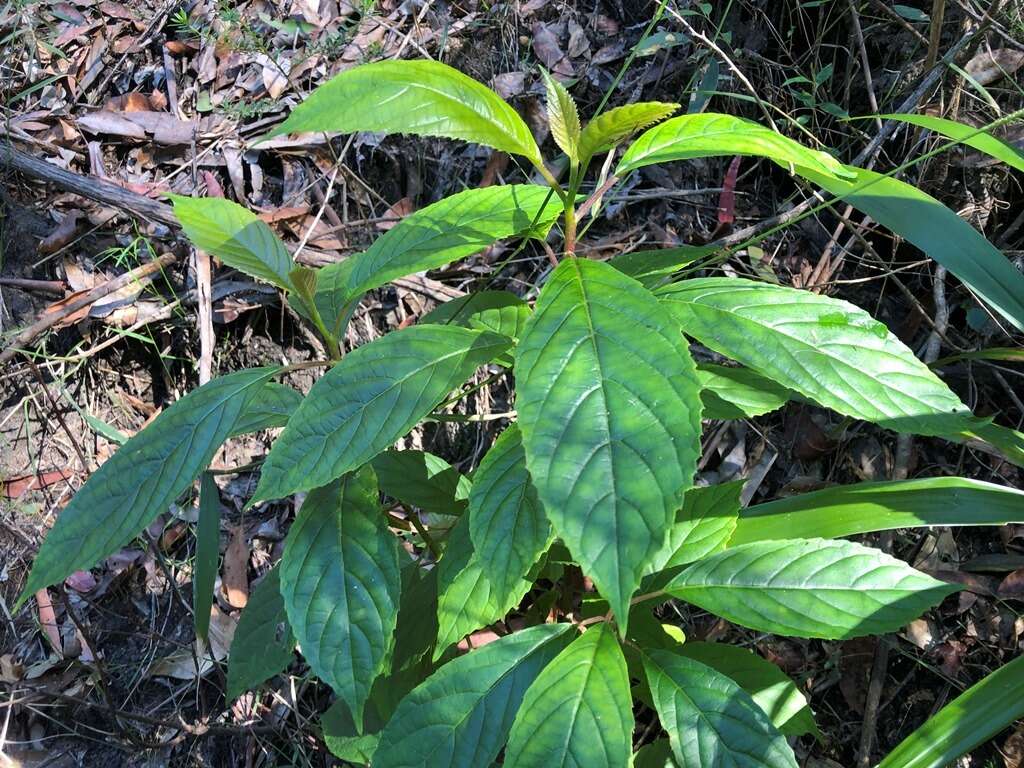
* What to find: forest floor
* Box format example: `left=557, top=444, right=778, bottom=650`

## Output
left=2, top=0, right=1024, bottom=765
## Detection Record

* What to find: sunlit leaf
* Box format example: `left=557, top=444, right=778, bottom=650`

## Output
left=578, top=102, right=680, bottom=161
left=541, top=68, right=581, bottom=160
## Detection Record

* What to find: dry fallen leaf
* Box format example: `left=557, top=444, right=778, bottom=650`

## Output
left=222, top=525, right=249, bottom=608
left=965, top=48, right=1024, bottom=86
left=35, top=589, right=63, bottom=655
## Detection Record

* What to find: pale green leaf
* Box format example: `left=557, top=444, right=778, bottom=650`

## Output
left=279, top=467, right=401, bottom=730
left=646, top=480, right=742, bottom=575
left=697, top=363, right=793, bottom=420
left=676, top=642, right=818, bottom=738
left=643, top=650, right=798, bottom=768
left=658, top=277, right=976, bottom=436
left=371, top=450, right=471, bottom=516
left=516, top=258, right=703, bottom=629
left=468, top=424, right=551, bottom=601
left=19, top=367, right=278, bottom=605
left=168, top=195, right=294, bottom=291
left=226, top=566, right=295, bottom=699
left=617, top=113, right=854, bottom=179
left=666, top=538, right=959, bottom=639
left=505, top=624, right=634, bottom=768
left=730, top=477, right=1024, bottom=545
left=229, top=382, right=302, bottom=437
left=879, top=113, right=1024, bottom=172
left=346, top=185, right=561, bottom=297
left=798, top=163, right=1024, bottom=332
left=253, top=326, right=509, bottom=503
left=541, top=69, right=581, bottom=159
left=878, top=654, right=1024, bottom=768
left=265, top=59, right=542, bottom=163
left=578, top=102, right=680, bottom=161
left=373, top=623, right=573, bottom=768
left=193, top=472, right=220, bottom=642
left=311, top=258, right=359, bottom=338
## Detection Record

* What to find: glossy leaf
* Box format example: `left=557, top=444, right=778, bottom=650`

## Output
left=373, top=623, right=573, bottom=768
left=253, top=326, right=509, bottom=502
left=505, top=624, right=634, bottom=768
left=371, top=450, right=471, bottom=516
left=608, top=244, right=715, bottom=288
left=266, top=59, right=543, bottom=163
left=879, top=113, right=1024, bottom=172
left=697, top=363, right=792, bottom=420
left=542, top=69, right=581, bottom=159
left=435, top=515, right=531, bottom=657
left=799, top=163, right=1024, bottom=332
left=468, top=425, right=551, bottom=600
left=658, top=277, right=976, bottom=436
left=878, top=654, right=1024, bottom=768
left=278, top=468, right=401, bottom=729
left=646, top=480, right=743, bottom=575
left=617, top=113, right=853, bottom=180
left=666, top=538, right=958, bottom=639
left=229, top=382, right=302, bottom=437
left=676, top=642, right=817, bottom=737
left=516, top=258, right=703, bottom=628
left=168, top=195, right=294, bottom=291
left=346, top=185, right=560, bottom=297
left=578, top=102, right=679, bottom=161
left=642, top=649, right=798, bottom=768
left=193, top=472, right=220, bottom=642
left=19, top=367, right=278, bottom=605
left=226, top=566, right=295, bottom=699
left=731, top=477, right=1024, bottom=545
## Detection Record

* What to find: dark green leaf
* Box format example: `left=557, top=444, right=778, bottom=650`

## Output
left=226, top=566, right=295, bottom=699
left=633, top=740, right=677, bottom=768
left=168, top=195, right=294, bottom=291
left=731, top=477, right=1024, bottom=545
left=666, top=538, right=958, bottom=639
left=279, top=467, right=401, bottom=729
left=371, top=450, right=471, bottom=516
left=608, top=244, right=715, bottom=288
left=265, top=59, right=543, bottom=163
left=373, top=623, right=573, bottom=768
left=193, top=472, right=220, bottom=642
left=420, top=290, right=530, bottom=341
left=697, top=363, right=792, bottom=420
left=505, top=624, right=634, bottom=768
left=253, top=326, right=509, bottom=502
left=229, top=382, right=303, bottom=437
left=516, top=258, right=703, bottom=628
left=19, top=367, right=278, bottom=605
left=346, top=185, right=561, bottom=297
left=643, top=649, right=798, bottom=768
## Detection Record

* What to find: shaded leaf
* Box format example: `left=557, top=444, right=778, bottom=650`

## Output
left=226, top=566, right=295, bottom=699
left=371, top=450, right=471, bottom=516
left=608, top=244, right=715, bottom=288
left=193, top=472, right=220, bottom=642
left=229, top=382, right=302, bottom=437
left=698, top=363, right=793, bottom=420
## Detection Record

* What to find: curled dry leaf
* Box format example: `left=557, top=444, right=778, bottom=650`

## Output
left=38, top=211, right=82, bottom=255
left=964, top=48, right=1024, bottom=86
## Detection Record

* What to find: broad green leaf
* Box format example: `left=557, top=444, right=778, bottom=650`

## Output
left=278, top=467, right=401, bottom=729
left=676, top=642, right=817, bottom=738
left=878, top=113, right=1024, bottom=172
left=226, top=566, right=295, bottom=699
left=373, top=623, right=573, bottom=768
left=392, top=564, right=439, bottom=671
left=617, top=113, right=854, bottom=180
left=697, top=363, right=792, bottom=420
left=505, top=624, right=634, bottom=768
left=168, top=195, right=294, bottom=291
left=516, top=258, right=703, bottom=629
left=468, top=425, right=551, bottom=601
left=310, top=258, right=359, bottom=338
left=642, top=650, right=798, bottom=768
left=435, top=514, right=531, bottom=658
left=346, top=185, right=561, bottom=297
left=666, top=538, right=958, bottom=639
left=371, top=450, right=471, bottom=516
left=420, top=290, right=530, bottom=341
left=193, top=472, right=220, bottom=642
left=577, top=102, right=680, bottom=161
left=541, top=69, right=581, bottom=159
left=253, top=326, right=509, bottom=502
left=878, top=654, right=1024, bottom=768
left=731, top=477, right=1024, bottom=545
left=798, top=163, right=1024, bottom=332
left=266, top=59, right=543, bottom=163
left=658, top=277, right=976, bottom=436
left=608, top=244, right=715, bottom=288
left=18, top=367, right=278, bottom=605
left=229, top=382, right=302, bottom=437
left=646, top=480, right=742, bottom=576
left=633, top=740, right=677, bottom=768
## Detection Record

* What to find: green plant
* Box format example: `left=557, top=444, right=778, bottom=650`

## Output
left=17, top=59, right=1024, bottom=766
